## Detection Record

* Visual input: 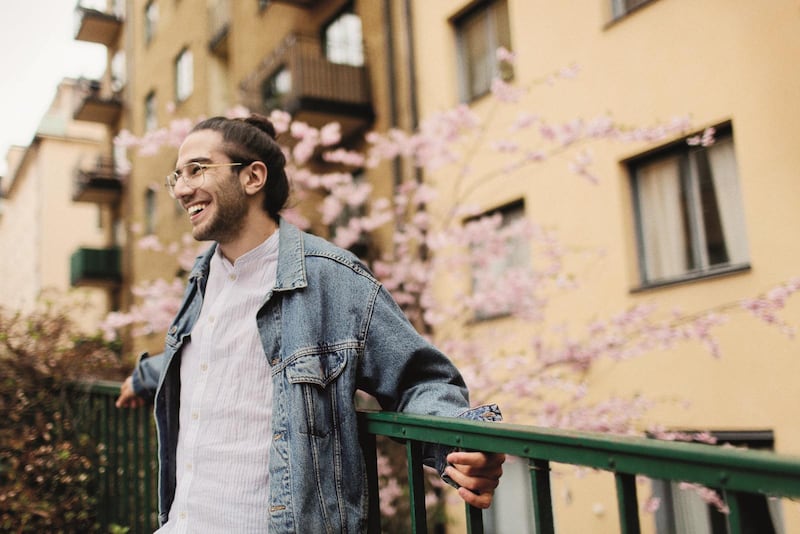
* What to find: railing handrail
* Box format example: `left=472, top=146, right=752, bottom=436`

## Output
left=358, top=410, right=800, bottom=497
left=74, top=380, right=800, bottom=533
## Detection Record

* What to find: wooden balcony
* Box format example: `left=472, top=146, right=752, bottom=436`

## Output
left=70, top=246, right=122, bottom=288
left=240, top=34, right=374, bottom=142
left=74, top=2, right=123, bottom=47
left=73, top=156, right=123, bottom=204
left=74, top=79, right=123, bottom=126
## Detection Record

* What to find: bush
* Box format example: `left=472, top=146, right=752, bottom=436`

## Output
left=0, top=303, right=127, bottom=532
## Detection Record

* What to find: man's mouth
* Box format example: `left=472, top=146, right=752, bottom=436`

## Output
left=187, top=203, right=208, bottom=217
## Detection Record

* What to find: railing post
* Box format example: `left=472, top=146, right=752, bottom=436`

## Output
left=360, top=425, right=381, bottom=534
left=615, top=472, right=641, bottom=534
left=406, top=440, right=428, bottom=533
left=723, top=489, right=743, bottom=534
left=530, top=458, right=555, bottom=534
left=465, top=502, right=484, bottom=534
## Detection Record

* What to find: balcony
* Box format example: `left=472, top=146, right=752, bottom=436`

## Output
left=74, top=79, right=123, bottom=125
left=73, top=156, right=123, bottom=203
left=74, top=2, right=123, bottom=47
left=240, top=34, right=374, bottom=142
left=70, top=246, right=121, bottom=288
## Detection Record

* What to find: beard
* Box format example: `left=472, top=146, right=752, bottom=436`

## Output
left=192, top=176, right=249, bottom=244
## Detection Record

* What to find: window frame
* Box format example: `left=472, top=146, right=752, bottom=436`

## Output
left=144, top=91, right=157, bottom=132
left=453, top=0, right=513, bottom=103
left=144, top=0, right=158, bottom=44
left=174, top=47, right=194, bottom=103
left=611, top=0, right=658, bottom=20
left=628, top=124, right=750, bottom=290
left=321, top=3, right=364, bottom=67
left=467, top=198, right=529, bottom=321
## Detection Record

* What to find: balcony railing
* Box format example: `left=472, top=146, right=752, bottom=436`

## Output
left=74, top=1, right=124, bottom=47
left=74, top=79, right=123, bottom=126
left=73, top=156, right=123, bottom=203
left=71, top=380, right=800, bottom=533
left=240, top=33, right=374, bottom=141
left=70, top=246, right=122, bottom=288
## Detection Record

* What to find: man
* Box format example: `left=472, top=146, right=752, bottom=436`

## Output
left=116, top=114, right=504, bottom=533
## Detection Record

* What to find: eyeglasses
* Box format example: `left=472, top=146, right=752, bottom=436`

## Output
left=164, top=162, right=243, bottom=198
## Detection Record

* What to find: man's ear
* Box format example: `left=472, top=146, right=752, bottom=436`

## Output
left=242, top=161, right=268, bottom=196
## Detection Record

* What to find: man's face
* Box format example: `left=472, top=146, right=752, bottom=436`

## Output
left=173, top=129, right=248, bottom=244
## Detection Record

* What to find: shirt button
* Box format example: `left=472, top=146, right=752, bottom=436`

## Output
left=179, top=512, right=187, bottom=520
left=208, top=316, right=215, bottom=324
left=186, top=463, right=192, bottom=471
left=200, top=363, right=208, bottom=371
left=192, top=412, right=199, bottom=420
left=229, top=274, right=236, bottom=281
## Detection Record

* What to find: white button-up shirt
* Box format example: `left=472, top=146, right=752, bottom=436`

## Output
left=156, top=232, right=279, bottom=533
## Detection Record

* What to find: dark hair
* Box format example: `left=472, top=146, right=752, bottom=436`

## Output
left=191, top=114, right=289, bottom=222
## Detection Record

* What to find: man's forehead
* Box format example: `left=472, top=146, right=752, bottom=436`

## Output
left=176, top=129, right=224, bottom=166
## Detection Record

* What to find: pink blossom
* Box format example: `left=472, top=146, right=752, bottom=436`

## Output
left=268, top=110, right=292, bottom=134
left=491, top=78, right=525, bottom=103
left=320, top=122, right=342, bottom=146
left=678, top=483, right=730, bottom=514
left=496, top=46, right=516, bottom=64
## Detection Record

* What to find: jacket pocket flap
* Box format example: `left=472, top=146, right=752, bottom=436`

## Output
left=286, top=351, right=347, bottom=388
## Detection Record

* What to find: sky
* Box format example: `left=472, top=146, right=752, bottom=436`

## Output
left=0, top=0, right=107, bottom=175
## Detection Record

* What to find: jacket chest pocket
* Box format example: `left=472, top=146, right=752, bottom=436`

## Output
left=285, top=350, right=348, bottom=437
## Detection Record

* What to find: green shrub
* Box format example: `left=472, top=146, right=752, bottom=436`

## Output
left=0, top=304, right=127, bottom=533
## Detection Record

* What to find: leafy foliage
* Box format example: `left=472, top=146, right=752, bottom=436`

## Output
left=0, top=304, right=127, bottom=532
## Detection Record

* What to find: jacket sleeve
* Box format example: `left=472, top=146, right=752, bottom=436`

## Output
left=359, top=284, right=502, bottom=479
left=130, top=351, right=166, bottom=404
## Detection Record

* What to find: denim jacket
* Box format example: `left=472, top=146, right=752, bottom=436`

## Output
left=132, top=218, right=501, bottom=533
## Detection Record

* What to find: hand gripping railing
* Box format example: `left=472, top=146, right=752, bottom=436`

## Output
left=357, top=410, right=800, bottom=534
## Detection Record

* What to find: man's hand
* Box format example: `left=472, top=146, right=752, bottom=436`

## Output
left=445, top=451, right=506, bottom=509
left=115, top=376, right=145, bottom=409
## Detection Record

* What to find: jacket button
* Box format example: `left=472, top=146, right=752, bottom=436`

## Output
left=169, top=326, right=177, bottom=334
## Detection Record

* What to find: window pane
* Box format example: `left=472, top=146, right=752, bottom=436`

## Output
left=632, top=129, right=747, bottom=285
left=175, top=49, right=194, bottom=102
left=456, top=0, right=513, bottom=101
left=324, top=12, right=364, bottom=67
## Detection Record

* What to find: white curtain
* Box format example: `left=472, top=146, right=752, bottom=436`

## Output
left=637, top=156, right=686, bottom=281
left=707, top=139, right=750, bottom=265
left=672, top=484, right=712, bottom=534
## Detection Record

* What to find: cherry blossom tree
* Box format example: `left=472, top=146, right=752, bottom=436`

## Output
left=103, top=49, right=799, bottom=518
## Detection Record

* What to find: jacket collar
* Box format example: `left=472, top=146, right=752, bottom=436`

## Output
left=187, top=217, right=308, bottom=293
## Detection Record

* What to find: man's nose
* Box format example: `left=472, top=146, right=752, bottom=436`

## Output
left=172, top=176, right=194, bottom=198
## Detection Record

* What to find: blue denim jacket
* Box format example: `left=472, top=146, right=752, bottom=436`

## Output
left=132, top=219, right=501, bottom=532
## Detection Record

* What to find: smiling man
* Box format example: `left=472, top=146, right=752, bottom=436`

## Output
left=115, top=114, right=504, bottom=533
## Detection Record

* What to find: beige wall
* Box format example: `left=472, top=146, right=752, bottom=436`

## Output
left=412, top=0, right=800, bottom=531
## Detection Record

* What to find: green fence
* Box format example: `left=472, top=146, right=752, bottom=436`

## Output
left=74, top=381, right=800, bottom=533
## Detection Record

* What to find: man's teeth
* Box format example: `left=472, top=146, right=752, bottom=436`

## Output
left=188, top=204, right=207, bottom=216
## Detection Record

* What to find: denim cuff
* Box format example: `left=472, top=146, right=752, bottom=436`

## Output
left=436, top=403, right=503, bottom=488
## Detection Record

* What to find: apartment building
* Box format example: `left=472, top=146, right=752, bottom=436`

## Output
left=0, top=78, right=117, bottom=331
left=71, top=0, right=800, bottom=532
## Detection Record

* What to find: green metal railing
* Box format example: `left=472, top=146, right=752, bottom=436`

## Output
left=71, top=380, right=158, bottom=533
left=73, top=381, right=800, bottom=533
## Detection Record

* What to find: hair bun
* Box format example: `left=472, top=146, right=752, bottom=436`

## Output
left=244, top=113, right=277, bottom=140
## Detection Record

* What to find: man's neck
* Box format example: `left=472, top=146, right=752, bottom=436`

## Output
left=217, top=213, right=278, bottom=264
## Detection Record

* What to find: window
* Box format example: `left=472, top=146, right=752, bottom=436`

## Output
left=145, top=0, right=158, bottom=44
left=145, top=91, right=157, bottom=132
left=111, top=50, right=126, bottom=92
left=261, top=67, right=292, bottom=112
left=611, top=0, right=656, bottom=19
left=630, top=126, right=749, bottom=286
left=323, top=6, right=364, bottom=67
left=454, top=0, right=512, bottom=102
left=470, top=199, right=529, bottom=320
left=175, top=48, right=194, bottom=103
left=145, top=189, right=157, bottom=235
left=651, top=431, right=783, bottom=534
